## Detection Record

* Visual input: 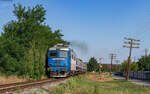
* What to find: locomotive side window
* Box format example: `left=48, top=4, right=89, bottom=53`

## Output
left=59, top=50, right=68, bottom=58
left=50, top=51, right=57, bottom=58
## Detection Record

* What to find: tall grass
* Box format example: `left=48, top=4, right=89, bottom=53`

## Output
left=0, top=75, right=26, bottom=85
left=53, top=73, right=150, bottom=94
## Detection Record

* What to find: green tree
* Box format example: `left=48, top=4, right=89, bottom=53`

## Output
left=137, top=55, right=150, bottom=71
left=120, top=60, right=128, bottom=72
left=130, top=62, right=138, bottom=71
left=120, top=60, right=138, bottom=72
left=87, top=57, right=99, bottom=72
left=0, top=4, right=67, bottom=79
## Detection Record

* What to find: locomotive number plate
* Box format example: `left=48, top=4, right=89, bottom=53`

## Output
left=52, top=58, right=65, bottom=60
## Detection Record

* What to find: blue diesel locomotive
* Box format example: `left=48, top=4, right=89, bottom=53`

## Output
left=47, top=44, right=86, bottom=77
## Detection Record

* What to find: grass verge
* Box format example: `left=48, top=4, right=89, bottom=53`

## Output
left=53, top=73, right=150, bottom=94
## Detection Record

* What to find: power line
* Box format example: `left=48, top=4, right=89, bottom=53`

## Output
left=134, top=25, right=150, bottom=39
left=133, top=12, right=150, bottom=39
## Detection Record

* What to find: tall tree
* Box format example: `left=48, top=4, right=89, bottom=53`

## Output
left=137, top=55, right=150, bottom=71
left=87, top=57, right=99, bottom=72
left=0, top=4, right=67, bottom=79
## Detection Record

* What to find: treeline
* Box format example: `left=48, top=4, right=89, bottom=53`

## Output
left=87, top=57, right=118, bottom=72
left=120, top=55, right=150, bottom=72
left=87, top=55, right=150, bottom=72
left=0, top=4, right=67, bottom=80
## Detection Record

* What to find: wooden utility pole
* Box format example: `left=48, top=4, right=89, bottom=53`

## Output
left=110, top=53, right=116, bottom=74
left=123, top=37, right=140, bottom=80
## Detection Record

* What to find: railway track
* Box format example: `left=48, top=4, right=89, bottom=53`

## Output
left=0, top=78, right=67, bottom=94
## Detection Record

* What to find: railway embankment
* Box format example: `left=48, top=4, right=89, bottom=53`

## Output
left=13, top=78, right=68, bottom=94
left=0, top=78, right=68, bottom=94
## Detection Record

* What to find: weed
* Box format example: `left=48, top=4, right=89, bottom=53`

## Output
left=93, top=85, right=99, bottom=94
left=11, top=85, right=20, bottom=91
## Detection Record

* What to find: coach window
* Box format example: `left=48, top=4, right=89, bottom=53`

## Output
left=50, top=51, right=57, bottom=58
left=60, top=50, right=68, bottom=58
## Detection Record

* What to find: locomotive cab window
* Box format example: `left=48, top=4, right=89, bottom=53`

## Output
left=59, top=50, right=68, bottom=58
left=50, top=51, right=57, bottom=58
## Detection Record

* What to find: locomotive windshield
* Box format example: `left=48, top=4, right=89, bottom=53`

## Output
left=59, top=50, right=68, bottom=58
left=50, top=51, right=57, bottom=58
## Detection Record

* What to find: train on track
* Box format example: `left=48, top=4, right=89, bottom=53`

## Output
left=47, top=44, right=87, bottom=77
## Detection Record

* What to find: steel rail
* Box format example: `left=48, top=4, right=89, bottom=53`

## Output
left=0, top=78, right=66, bottom=94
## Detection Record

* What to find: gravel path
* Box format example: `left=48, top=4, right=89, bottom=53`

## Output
left=114, top=76, right=150, bottom=87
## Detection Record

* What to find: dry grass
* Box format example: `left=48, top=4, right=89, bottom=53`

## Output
left=0, top=74, right=48, bottom=85
left=0, top=75, right=26, bottom=85
left=84, top=72, right=113, bottom=82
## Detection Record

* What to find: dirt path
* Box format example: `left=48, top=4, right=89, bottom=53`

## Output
left=114, top=76, right=150, bottom=87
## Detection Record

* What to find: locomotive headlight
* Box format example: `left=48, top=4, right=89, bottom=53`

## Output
left=47, top=67, right=53, bottom=71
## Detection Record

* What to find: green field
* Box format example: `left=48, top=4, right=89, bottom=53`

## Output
left=53, top=74, right=150, bottom=94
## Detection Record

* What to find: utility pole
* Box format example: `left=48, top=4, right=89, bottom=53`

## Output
left=145, top=48, right=148, bottom=56
left=110, top=53, right=116, bottom=74
left=123, top=37, right=140, bottom=80
left=144, top=48, right=148, bottom=71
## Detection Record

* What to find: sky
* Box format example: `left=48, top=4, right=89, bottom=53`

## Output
left=1, top=0, right=150, bottom=64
